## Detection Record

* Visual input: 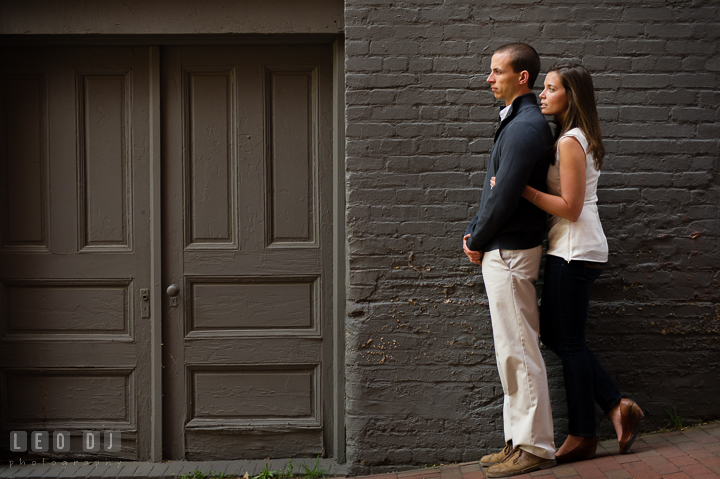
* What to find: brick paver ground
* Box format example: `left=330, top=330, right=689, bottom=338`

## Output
left=340, top=422, right=720, bottom=479
left=0, top=422, right=718, bottom=478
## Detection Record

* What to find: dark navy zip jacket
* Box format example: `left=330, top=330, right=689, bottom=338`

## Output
left=465, top=93, right=553, bottom=253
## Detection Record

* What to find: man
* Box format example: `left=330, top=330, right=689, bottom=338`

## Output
left=463, top=43, right=556, bottom=477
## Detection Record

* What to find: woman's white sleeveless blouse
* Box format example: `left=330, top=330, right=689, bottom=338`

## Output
left=546, top=128, right=609, bottom=263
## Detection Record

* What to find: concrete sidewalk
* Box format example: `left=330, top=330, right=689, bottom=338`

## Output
left=0, top=422, right=718, bottom=478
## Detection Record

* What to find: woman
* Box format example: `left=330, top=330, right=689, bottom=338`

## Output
left=492, top=64, right=644, bottom=463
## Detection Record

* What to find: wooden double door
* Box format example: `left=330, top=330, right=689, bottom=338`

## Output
left=0, top=44, right=335, bottom=461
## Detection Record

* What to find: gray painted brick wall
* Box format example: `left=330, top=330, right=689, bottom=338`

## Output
left=344, top=0, right=720, bottom=473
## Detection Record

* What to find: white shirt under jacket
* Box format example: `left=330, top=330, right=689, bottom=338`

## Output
left=546, top=127, right=609, bottom=263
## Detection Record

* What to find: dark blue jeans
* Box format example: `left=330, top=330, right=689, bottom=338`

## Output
left=539, top=255, right=622, bottom=437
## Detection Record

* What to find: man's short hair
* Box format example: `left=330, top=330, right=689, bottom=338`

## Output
left=495, top=43, right=541, bottom=89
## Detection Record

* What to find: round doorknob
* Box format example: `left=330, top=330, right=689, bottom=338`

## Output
left=166, top=284, right=180, bottom=297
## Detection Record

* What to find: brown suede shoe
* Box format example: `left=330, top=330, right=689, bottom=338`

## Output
left=480, top=441, right=513, bottom=467
left=618, top=398, right=644, bottom=454
left=486, top=447, right=556, bottom=478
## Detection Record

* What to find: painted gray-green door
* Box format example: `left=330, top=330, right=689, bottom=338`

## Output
left=0, top=47, right=153, bottom=460
left=161, top=45, right=334, bottom=460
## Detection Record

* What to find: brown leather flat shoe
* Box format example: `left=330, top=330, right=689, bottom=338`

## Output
left=555, top=436, right=597, bottom=464
left=618, top=398, right=644, bottom=454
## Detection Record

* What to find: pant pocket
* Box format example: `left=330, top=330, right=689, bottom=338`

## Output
left=583, top=261, right=605, bottom=280
left=498, top=249, right=512, bottom=268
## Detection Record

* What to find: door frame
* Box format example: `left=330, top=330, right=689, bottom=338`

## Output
left=331, top=38, right=346, bottom=464
left=0, top=35, right=346, bottom=463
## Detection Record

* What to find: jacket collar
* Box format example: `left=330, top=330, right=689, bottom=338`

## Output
left=499, top=93, right=538, bottom=125
left=495, top=93, right=539, bottom=139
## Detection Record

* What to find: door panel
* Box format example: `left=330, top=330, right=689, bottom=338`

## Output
left=79, top=73, right=132, bottom=249
left=186, top=71, right=235, bottom=247
left=162, top=45, right=334, bottom=460
left=0, top=47, right=152, bottom=460
left=2, top=75, right=47, bottom=249
left=269, top=71, right=314, bottom=244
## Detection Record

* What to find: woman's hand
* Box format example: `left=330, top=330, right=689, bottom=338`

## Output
left=490, top=176, right=496, bottom=189
left=523, top=136, right=587, bottom=222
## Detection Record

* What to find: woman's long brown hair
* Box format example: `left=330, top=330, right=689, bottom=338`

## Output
left=550, top=64, right=605, bottom=170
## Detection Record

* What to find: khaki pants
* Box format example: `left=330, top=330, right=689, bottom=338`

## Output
left=482, top=247, right=555, bottom=459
